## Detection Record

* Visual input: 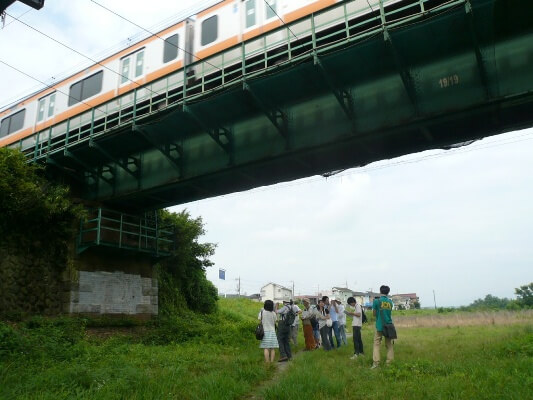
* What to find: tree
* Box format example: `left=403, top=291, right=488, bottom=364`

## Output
left=157, top=209, right=218, bottom=315
left=515, top=283, right=533, bottom=308
left=469, top=294, right=512, bottom=309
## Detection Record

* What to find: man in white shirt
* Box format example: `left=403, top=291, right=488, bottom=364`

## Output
left=346, top=296, right=364, bottom=359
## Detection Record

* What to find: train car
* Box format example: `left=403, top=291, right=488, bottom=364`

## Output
left=0, top=0, right=413, bottom=150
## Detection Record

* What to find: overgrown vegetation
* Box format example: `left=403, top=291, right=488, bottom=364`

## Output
left=0, top=148, right=84, bottom=316
left=156, top=209, right=218, bottom=316
left=0, top=299, right=531, bottom=399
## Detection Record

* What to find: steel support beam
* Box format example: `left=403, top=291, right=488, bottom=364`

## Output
left=183, top=105, right=234, bottom=165
left=465, top=0, right=491, bottom=99
left=64, top=149, right=114, bottom=186
left=89, top=139, right=141, bottom=181
left=45, top=157, right=84, bottom=183
left=132, top=123, right=183, bottom=176
left=383, top=28, right=420, bottom=115
left=313, top=54, right=355, bottom=126
left=243, top=82, right=289, bottom=141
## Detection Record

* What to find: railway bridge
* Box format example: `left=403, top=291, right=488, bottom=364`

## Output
left=4, top=0, right=532, bottom=316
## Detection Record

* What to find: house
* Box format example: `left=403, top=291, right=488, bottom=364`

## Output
left=331, top=287, right=353, bottom=304
left=295, top=295, right=320, bottom=305
left=260, top=283, right=292, bottom=303
left=351, top=291, right=366, bottom=307
left=363, top=292, right=382, bottom=309
left=392, top=293, right=419, bottom=310
left=391, top=295, right=411, bottom=310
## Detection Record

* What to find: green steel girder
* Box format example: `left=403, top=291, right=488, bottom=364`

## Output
left=243, top=82, right=289, bottom=143
left=182, top=104, right=234, bottom=165
left=64, top=149, right=115, bottom=187
left=465, top=0, right=492, bottom=99
left=89, top=139, right=141, bottom=182
left=45, top=157, right=84, bottom=183
left=132, top=123, right=183, bottom=176
left=313, top=54, right=355, bottom=127
left=382, top=28, right=419, bottom=115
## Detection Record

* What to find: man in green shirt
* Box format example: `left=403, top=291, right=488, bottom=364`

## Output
left=371, top=285, right=394, bottom=369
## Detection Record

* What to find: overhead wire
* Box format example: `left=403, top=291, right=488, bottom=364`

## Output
left=88, top=0, right=224, bottom=73
left=5, top=11, right=164, bottom=105
left=262, top=0, right=302, bottom=42
left=0, top=58, right=109, bottom=116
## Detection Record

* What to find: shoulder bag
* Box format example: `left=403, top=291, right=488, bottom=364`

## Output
left=255, top=310, right=265, bottom=340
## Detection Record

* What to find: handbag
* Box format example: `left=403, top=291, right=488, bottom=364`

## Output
left=326, top=317, right=332, bottom=328
left=380, top=300, right=397, bottom=339
left=255, top=310, right=265, bottom=340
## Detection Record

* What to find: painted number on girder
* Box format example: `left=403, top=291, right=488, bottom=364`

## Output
left=439, top=75, right=459, bottom=88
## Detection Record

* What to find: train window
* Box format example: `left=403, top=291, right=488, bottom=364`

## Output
left=120, top=58, right=130, bottom=84
left=135, top=51, right=144, bottom=77
left=201, top=15, right=218, bottom=46
left=265, top=0, right=277, bottom=19
left=163, top=34, right=179, bottom=63
left=246, top=0, right=256, bottom=28
left=37, top=92, right=56, bottom=122
left=48, top=93, right=56, bottom=118
left=0, top=109, right=26, bottom=137
left=37, top=98, right=46, bottom=122
left=68, top=71, right=103, bottom=106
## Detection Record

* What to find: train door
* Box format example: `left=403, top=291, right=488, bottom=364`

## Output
left=36, top=92, right=56, bottom=124
left=118, top=48, right=146, bottom=87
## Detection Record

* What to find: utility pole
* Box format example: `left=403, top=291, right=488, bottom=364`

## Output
left=236, top=277, right=241, bottom=298
left=291, top=280, right=294, bottom=300
left=433, top=289, right=437, bottom=309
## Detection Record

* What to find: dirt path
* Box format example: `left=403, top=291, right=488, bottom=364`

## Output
left=244, top=348, right=304, bottom=400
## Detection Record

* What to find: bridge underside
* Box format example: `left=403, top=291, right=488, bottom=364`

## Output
left=38, top=0, right=532, bottom=211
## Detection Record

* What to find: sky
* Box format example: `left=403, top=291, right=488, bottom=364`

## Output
left=1, top=1, right=531, bottom=307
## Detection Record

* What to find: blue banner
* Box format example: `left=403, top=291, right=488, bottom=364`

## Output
left=219, top=269, right=225, bottom=280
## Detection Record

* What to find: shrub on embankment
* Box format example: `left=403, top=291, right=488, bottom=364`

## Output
left=0, top=298, right=258, bottom=364
left=0, top=148, right=84, bottom=317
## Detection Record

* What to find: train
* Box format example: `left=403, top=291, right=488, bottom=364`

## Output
left=0, top=0, right=423, bottom=150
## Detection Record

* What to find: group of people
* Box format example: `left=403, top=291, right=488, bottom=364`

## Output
left=257, top=284, right=395, bottom=369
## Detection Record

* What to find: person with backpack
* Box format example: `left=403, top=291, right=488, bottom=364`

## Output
left=300, top=298, right=317, bottom=350
left=276, top=300, right=297, bottom=362
left=346, top=296, right=365, bottom=359
left=372, top=285, right=394, bottom=369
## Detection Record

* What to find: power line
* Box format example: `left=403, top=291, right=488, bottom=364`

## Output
left=1, top=7, right=31, bottom=28
left=0, top=58, right=108, bottom=116
left=262, top=0, right=302, bottom=42
left=89, top=0, right=223, bottom=73
left=5, top=11, right=162, bottom=99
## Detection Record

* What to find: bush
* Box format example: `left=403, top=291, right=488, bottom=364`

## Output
left=0, top=321, right=27, bottom=359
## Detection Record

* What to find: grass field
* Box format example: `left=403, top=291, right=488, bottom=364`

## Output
left=1, top=299, right=531, bottom=400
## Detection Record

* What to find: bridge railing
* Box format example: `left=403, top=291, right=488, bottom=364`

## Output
left=77, top=208, right=175, bottom=256
left=11, top=0, right=461, bottom=161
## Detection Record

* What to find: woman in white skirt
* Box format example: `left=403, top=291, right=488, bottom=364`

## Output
left=258, top=299, right=279, bottom=362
